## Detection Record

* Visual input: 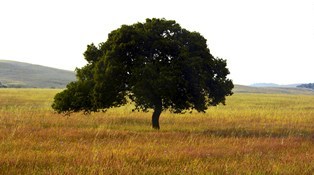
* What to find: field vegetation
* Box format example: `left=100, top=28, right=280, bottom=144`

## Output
left=0, top=88, right=314, bottom=174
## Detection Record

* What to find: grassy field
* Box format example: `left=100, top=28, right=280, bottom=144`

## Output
left=0, top=88, right=314, bottom=174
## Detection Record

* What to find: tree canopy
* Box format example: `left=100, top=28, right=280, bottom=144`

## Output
left=297, top=83, right=314, bottom=90
left=52, top=18, right=234, bottom=129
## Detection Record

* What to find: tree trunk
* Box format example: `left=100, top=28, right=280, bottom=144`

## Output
left=152, top=100, right=162, bottom=130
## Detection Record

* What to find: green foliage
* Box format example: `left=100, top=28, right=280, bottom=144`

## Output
left=297, top=83, right=314, bottom=90
left=52, top=81, right=95, bottom=114
left=52, top=18, right=233, bottom=127
left=0, top=81, right=7, bottom=88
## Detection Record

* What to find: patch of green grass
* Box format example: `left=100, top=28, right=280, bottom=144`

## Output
left=0, top=89, right=314, bottom=174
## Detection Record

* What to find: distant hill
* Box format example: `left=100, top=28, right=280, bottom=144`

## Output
left=234, top=85, right=314, bottom=95
left=250, top=83, right=300, bottom=88
left=250, top=83, right=280, bottom=87
left=0, top=60, right=76, bottom=88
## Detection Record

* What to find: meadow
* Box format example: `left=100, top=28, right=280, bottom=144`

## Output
left=0, top=88, right=314, bottom=174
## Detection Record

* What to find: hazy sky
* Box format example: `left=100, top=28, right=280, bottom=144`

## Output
left=0, top=0, right=313, bottom=85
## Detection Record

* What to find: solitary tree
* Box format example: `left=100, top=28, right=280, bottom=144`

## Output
left=52, top=18, right=234, bottom=129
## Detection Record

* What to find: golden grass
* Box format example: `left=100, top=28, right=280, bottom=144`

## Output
left=0, top=88, right=314, bottom=174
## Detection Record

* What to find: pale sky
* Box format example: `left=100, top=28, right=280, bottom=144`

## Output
left=0, top=0, right=313, bottom=85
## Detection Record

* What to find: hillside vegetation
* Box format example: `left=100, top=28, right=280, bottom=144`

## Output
left=0, top=88, right=314, bottom=174
left=0, top=60, right=75, bottom=88
left=297, top=83, right=314, bottom=90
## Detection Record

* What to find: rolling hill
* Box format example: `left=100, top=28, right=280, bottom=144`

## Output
left=0, top=60, right=76, bottom=88
left=250, top=83, right=301, bottom=88
left=1, top=60, right=313, bottom=94
left=233, top=85, right=314, bottom=95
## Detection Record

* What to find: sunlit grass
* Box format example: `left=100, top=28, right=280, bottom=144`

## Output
left=0, top=88, right=314, bottom=174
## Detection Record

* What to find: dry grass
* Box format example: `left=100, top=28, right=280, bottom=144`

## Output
left=0, top=89, right=314, bottom=174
